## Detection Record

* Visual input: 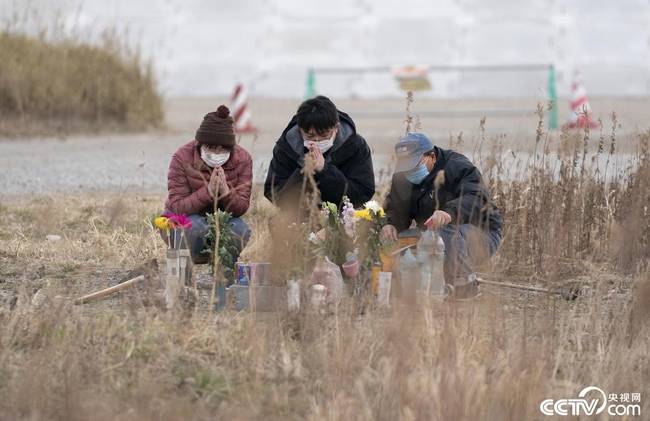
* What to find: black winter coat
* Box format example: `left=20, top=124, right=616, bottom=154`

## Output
left=384, top=147, right=502, bottom=233
left=264, top=111, right=375, bottom=209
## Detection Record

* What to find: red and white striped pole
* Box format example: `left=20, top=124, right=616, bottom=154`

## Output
left=230, top=83, right=257, bottom=133
left=566, top=71, right=599, bottom=129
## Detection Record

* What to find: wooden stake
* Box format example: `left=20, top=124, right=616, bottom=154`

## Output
left=477, top=278, right=550, bottom=294
left=389, top=244, right=416, bottom=256
left=477, top=278, right=580, bottom=300
left=74, top=275, right=145, bottom=305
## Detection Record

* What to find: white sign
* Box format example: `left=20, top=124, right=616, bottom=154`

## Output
left=392, top=65, right=431, bottom=91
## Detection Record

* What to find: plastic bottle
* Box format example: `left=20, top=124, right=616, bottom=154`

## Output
left=311, top=284, right=327, bottom=310
left=429, top=233, right=446, bottom=295
left=399, top=248, right=419, bottom=298
left=416, top=228, right=436, bottom=294
left=287, top=279, right=300, bottom=312
left=165, top=249, right=181, bottom=310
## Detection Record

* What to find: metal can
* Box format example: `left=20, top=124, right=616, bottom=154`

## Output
left=380, top=252, right=394, bottom=272
left=249, top=262, right=271, bottom=285
left=236, top=262, right=251, bottom=286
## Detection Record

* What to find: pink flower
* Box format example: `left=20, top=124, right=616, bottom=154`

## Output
left=163, top=212, right=192, bottom=229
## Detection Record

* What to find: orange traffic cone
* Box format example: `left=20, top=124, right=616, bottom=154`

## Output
left=564, top=71, right=599, bottom=129
left=230, top=83, right=257, bottom=134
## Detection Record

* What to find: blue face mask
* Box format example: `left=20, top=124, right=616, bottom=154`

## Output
left=405, top=163, right=430, bottom=184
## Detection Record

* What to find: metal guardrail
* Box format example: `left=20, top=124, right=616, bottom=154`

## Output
left=305, top=63, right=558, bottom=128
left=313, top=64, right=551, bottom=74
left=349, top=108, right=538, bottom=119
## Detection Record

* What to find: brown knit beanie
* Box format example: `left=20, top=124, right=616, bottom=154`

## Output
left=195, top=105, right=236, bottom=147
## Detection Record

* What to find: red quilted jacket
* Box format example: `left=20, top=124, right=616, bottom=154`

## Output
left=164, top=140, right=253, bottom=217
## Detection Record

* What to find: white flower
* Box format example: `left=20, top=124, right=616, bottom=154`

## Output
left=308, top=232, right=319, bottom=244
left=342, top=198, right=356, bottom=238
left=364, top=200, right=382, bottom=214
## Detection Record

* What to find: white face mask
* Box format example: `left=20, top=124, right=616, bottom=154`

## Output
left=303, top=129, right=336, bottom=153
left=200, top=146, right=230, bottom=167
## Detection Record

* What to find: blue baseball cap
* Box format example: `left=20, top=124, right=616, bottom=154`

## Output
left=394, top=132, right=434, bottom=173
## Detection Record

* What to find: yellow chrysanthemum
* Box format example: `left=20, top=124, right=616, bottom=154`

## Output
left=154, top=216, right=170, bottom=231
left=378, top=208, right=385, bottom=218
left=354, top=209, right=373, bottom=221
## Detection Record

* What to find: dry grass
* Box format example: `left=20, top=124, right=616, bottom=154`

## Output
left=481, top=112, right=650, bottom=280
left=0, top=29, right=163, bottom=137
left=1, top=115, right=649, bottom=419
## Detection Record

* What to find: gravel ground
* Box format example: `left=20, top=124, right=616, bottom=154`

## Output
left=1, top=96, right=646, bottom=195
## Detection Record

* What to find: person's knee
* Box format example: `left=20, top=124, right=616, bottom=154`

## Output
left=488, top=229, right=502, bottom=255
left=439, top=225, right=466, bottom=253
left=461, top=224, right=494, bottom=264
left=229, top=217, right=252, bottom=247
left=187, top=214, right=209, bottom=235
left=184, top=215, right=210, bottom=263
left=438, top=225, right=455, bottom=248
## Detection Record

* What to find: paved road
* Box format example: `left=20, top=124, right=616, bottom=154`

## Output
left=0, top=97, right=644, bottom=195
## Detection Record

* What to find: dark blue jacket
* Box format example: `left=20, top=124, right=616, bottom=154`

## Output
left=384, top=147, right=502, bottom=233
left=264, top=111, right=375, bottom=209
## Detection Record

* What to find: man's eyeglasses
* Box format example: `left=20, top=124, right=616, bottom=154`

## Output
left=300, top=126, right=338, bottom=142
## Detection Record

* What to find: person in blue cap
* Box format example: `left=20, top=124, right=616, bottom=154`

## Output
left=382, top=132, right=503, bottom=299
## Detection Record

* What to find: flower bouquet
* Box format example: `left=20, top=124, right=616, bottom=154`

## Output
left=309, top=200, right=354, bottom=266
left=352, top=200, right=387, bottom=267
left=153, top=211, right=193, bottom=309
left=154, top=212, right=193, bottom=249
left=306, top=198, right=392, bottom=302
left=307, top=198, right=388, bottom=268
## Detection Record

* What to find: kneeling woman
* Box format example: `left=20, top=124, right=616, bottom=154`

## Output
left=164, top=105, right=252, bottom=266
